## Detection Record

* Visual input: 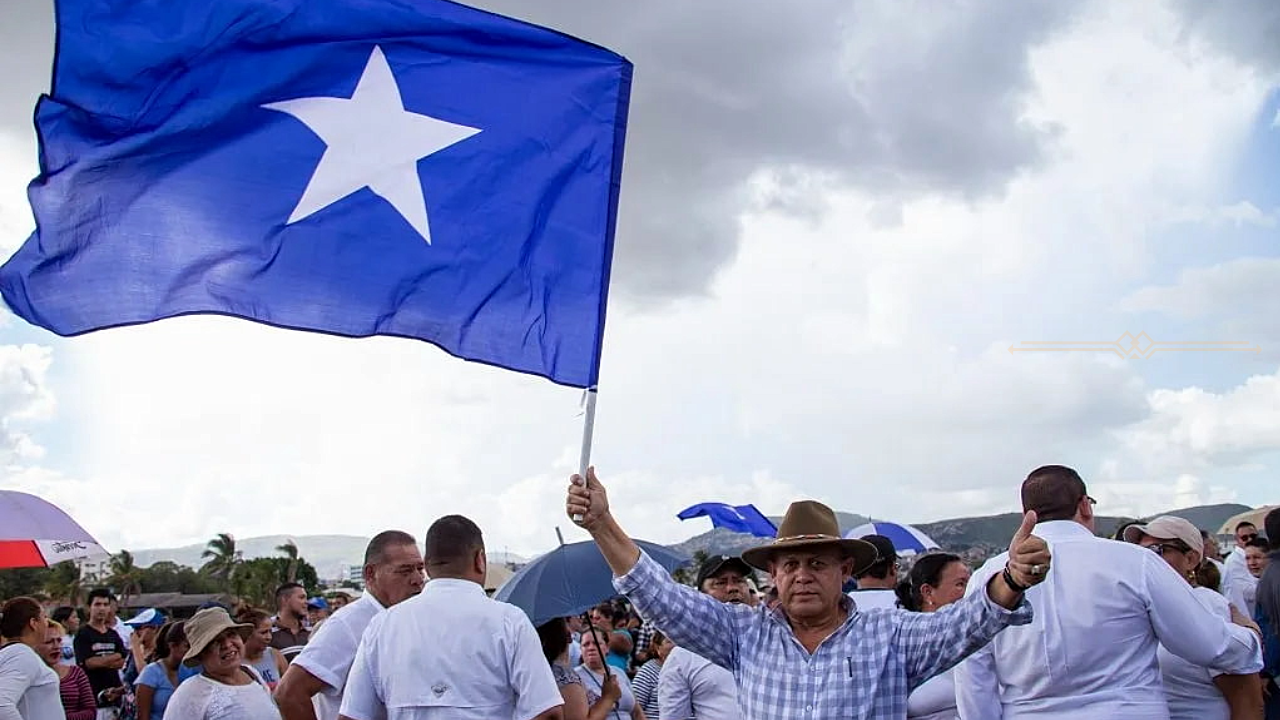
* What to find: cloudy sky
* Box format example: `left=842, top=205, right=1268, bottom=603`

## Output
left=0, top=0, right=1278, bottom=559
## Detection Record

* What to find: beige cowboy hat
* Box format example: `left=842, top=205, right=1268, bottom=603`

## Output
left=181, top=607, right=254, bottom=667
left=741, top=500, right=880, bottom=573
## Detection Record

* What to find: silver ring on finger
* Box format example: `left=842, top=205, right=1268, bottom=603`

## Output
left=1031, top=564, right=1043, bottom=576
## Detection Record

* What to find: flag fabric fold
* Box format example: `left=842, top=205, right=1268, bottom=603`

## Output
left=0, top=0, right=631, bottom=388
left=678, top=502, right=779, bottom=538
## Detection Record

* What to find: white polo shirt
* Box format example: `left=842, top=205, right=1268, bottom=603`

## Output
left=339, top=578, right=561, bottom=720
left=291, top=593, right=385, bottom=720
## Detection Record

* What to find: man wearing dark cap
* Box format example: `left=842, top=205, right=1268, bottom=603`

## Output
left=956, top=464, right=1263, bottom=720
left=657, top=555, right=749, bottom=720
left=850, top=535, right=900, bottom=610
left=567, top=467, right=1052, bottom=719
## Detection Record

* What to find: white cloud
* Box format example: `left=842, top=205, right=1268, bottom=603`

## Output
left=0, top=343, right=54, bottom=466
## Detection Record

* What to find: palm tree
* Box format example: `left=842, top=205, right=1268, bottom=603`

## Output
left=108, top=551, right=143, bottom=610
left=201, top=533, right=242, bottom=590
left=276, top=539, right=300, bottom=583
left=44, top=561, right=85, bottom=606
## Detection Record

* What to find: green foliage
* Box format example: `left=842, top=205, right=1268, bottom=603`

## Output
left=0, top=567, right=52, bottom=600
left=232, top=557, right=319, bottom=608
left=43, top=561, right=84, bottom=605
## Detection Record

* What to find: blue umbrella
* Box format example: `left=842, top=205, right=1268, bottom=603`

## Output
left=495, top=539, right=690, bottom=627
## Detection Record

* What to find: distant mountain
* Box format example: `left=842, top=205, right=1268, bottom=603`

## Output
left=130, top=535, right=528, bottom=581
left=664, top=504, right=1252, bottom=564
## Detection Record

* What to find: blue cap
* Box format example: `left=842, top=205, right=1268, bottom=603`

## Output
left=307, top=596, right=329, bottom=610
left=123, top=608, right=167, bottom=627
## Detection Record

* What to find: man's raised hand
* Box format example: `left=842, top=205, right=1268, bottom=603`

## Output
left=1006, top=510, right=1051, bottom=589
left=567, top=466, right=610, bottom=529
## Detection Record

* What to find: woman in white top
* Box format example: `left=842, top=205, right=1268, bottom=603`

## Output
left=575, top=627, right=645, bottom=720
left=163, top=608, right=281, bottom=720
left=899, top=553, right=970, bottom=720
left=1124, top=516, right=1264, bottom=720
left=0, top=596, right=63, bottom=720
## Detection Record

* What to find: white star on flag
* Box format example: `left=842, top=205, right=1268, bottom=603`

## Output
left=263, top=46, right=482, bottom=244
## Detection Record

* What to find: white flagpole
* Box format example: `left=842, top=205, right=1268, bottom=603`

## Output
left=571, top=387, right=598, bottom=523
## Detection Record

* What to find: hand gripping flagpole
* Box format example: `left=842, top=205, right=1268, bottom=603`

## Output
left=571, top=387, right=598, bottom=524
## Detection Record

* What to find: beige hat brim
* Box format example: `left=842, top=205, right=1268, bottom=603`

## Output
left=182, top=621, right=254, bottom=667
left=741, top=536, right=880, bottom=574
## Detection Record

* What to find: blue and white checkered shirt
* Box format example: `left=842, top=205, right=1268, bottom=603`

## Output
left=614, top=551, right=1033, bottom=719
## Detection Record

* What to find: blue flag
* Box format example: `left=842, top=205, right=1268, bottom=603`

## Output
left=677, top=503, right=778, bottom=538
left=0, top=0, right=631, bottom=389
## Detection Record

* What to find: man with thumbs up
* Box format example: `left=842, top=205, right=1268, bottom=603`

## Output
left=566, top=467, right=1051, bottom=720
left=955, top=465, right=1264, bottom=720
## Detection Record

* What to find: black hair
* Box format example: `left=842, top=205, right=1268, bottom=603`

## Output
left=0, top=597, right=44, bottom=638
left=1022, top=465, right=1088, bottom=522
left=51, top=606, right=77, bottom=625
left=1235, top=521, right=1257, bottom=533
left=1246, top=537, right=1270, bottom=551
left=424, top=515, right=484, bottom=570
left=87, top=587, right=116, bottom=604
left=275, top=583, right=305, bottom=606
left=535, top=617, right=569, bottom=664
left=364, top=530, right=418, bottom=566
left=154, top=621, right=175, bottom=660
left=897, top=553, right=964, bottom=612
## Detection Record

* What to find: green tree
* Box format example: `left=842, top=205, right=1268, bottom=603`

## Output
left=276, top=540, right=300, bottom=583
left=0, top=567, right=51, bottom=599
left=43, top=561, right=84, bottom=606
left=671, top=549, right=709, bottom=587
left=200, top=533, right=242, bottom=590
left=233, top=557, right=319, bottom=608
left=109, top=551, right=144, bottom=609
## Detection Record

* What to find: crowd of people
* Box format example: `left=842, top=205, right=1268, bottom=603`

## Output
left=1, top=464, right=1277, bottom=719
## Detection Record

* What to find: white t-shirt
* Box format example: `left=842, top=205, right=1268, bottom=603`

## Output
left=340, top=578, right=561, bottom=720
left=1158, top=586, right=1232, bottom=720
left=0, top=642, right=63, bottom=720
left=907, top=668, right=958, bottom=720
left=291, top=594, right=385, bottom=720
left=163, top=666, right=282, bottom=720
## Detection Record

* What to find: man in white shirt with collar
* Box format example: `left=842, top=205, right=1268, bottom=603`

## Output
left=276, top=530, right=426, bottom=720
left=848, top=535, right=900, bottom=611
left=1221, top=522, right=1260, bottom=603
left=658, top=554, right=745, bottom=720
left=339, top=515, right=563, bottom=720
left=955, top=465, right=1263, bottom=720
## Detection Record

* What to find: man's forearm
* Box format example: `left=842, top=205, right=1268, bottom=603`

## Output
left=276, top=693, right=320, bottom=720
left=589, top=513, right=641, bottom=577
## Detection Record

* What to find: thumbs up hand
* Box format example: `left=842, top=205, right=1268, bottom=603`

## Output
left=1006, top=511, right=1051, bottom=589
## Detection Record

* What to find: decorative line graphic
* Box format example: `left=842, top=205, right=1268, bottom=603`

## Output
left=1009, top=332, right=1260, bottom=359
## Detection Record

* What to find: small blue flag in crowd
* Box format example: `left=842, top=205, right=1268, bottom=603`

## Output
left=678, top=503, right=779, bottom=538
left=0, top=0, right=631, bottom=389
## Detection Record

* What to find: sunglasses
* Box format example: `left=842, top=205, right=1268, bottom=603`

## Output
left=1239, top=534, right=1258, bottom=543
left=1147, top=543, right=1190, bottom=556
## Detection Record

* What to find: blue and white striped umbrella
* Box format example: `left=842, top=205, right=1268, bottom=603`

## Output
left=844, top=521, right=940, bottom=556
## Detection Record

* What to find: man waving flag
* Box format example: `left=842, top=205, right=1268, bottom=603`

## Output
left=0, top=0, right=631, bottom=389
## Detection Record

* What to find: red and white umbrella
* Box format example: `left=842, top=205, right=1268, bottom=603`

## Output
left=0, top=490, right=108, bottom=568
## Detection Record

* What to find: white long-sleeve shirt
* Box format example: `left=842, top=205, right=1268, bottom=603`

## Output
left=954, top=520, right=1262, bottom=720
left=0, top=644, right=62, bottom=720
left=657, top=647, right=738, bottom=720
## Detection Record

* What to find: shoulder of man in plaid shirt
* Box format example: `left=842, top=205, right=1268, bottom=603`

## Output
left=615, top=551, right=1033, bottom=720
